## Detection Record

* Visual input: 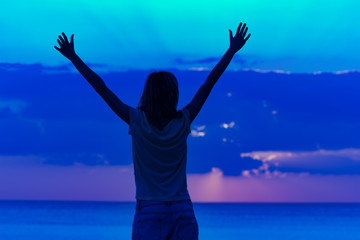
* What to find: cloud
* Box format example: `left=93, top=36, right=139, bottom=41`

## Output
left=334, top=70, right=360, bottom=75
left=313, top=70, right=360, bottom=75
left=174, top=55, right=248, bottom=66
left=220, top=121, right=235, bottom=129
left=243, top=68, right=291, bottom=74
left=241, top=148, right=360, bottom=175
left=0, top=62, right=71, bottom=72
left=0, top=99, right=27, bottom=114
left=0, top=62, right=109, bottom=74
left=190, top=125, right=207, bottom=137
left=2, top=63, right=360, bottom=173
left=188, top=67, right=211, bottom=71
left=191, top=130, right=206, bottom=137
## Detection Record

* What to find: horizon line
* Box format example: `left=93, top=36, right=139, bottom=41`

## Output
left=1, top=199, right=360, bottom=204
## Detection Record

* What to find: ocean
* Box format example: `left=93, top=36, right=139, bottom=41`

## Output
left=0, top=201, right=359, bottom=240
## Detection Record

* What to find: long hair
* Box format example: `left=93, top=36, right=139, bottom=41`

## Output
left=137, top=71, right=180, bottom=121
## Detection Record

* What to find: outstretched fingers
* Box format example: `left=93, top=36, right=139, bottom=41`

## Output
left=62, top=32, right=69, bottom=43
left=70, top=34, right=74, bottom=47
left=240, top=23, right=246, bottom=36
left=57, top=39, right=62, bottom=47
left=58, top=35, right=65, bottom=44
left=56, top=33, right=74, bottom=49
left=229, top=22, right=251, bottom=52
left=236, top=22, right=243, bottom=36
left=229, top=29, right=233, bottom=39
left=242, top=26, right=248, bottom=38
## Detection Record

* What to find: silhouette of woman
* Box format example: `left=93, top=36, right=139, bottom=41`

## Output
left=55, top=22, right=250, bottom=240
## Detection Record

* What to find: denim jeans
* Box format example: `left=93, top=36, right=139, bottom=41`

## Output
left=132, top=199, right=199, bottom=240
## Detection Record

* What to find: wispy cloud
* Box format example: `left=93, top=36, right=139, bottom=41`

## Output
left=190, top=125, right=206, bottom=137
left=174, top=55, right=248, bottom=66
left=241, top=148, right=360, bottom=175
left=313, top=70, right=360, bottom=75
left=0, top=99, right=27, bottom=114
left=242, top=68, right=291, bottom=74
left=0, top=62, right=109, bottom=73
left=191, top=129, right=206, bottom=137
left=220, top=121, right=235, bottom=129
left=188, top=67, right=211, bottom=71
left=0, top=62, right=71, bottom=72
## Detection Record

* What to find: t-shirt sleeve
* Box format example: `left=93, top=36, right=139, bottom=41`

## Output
left=128, top=107, right=139, bottom=136
left=181, top=107, right=192, bottom=135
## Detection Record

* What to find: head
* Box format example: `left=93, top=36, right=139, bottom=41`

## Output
left=137, top=71, right=179, bottom=120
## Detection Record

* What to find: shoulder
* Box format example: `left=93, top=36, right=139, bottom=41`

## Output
left=128, top=107, right=145, bottom=135
left=129, top=107, right=145, bottom=123
left=181, top=107, right=191, bottom=121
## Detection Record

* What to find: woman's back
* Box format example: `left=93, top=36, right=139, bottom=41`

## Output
left=145, top=111, right=181, bottom=131
left=128, top=107, right=192, bottom=201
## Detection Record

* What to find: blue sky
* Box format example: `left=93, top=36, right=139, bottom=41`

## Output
left=0, top=0, right=359, bottom=72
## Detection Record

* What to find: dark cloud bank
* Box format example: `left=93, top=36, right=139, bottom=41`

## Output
left=1, top=63, right=360, bottom=175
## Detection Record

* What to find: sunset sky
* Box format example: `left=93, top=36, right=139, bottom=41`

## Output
left=0, top=0, right=360, bottom=202
left=0, top=0, right=359, bottom=72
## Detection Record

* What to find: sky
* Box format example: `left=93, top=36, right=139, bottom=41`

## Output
left=0, top=0, right=360, bottom=202
left=0, top=0, right=359, bottom=72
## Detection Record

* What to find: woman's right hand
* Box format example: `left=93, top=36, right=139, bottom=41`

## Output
left=54, top=32, right=76, bottom=61
left=228, top=22, right=251, bottom=54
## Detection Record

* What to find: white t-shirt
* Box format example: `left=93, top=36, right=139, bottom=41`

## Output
left=128, top=107, right=192, bottom=201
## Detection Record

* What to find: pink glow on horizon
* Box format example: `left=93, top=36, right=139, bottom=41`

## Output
left=1, top=165, right=360, bottom=202
left=188, top=170, right=360, bottom=202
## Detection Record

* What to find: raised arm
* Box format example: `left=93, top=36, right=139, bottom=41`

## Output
left=185, top=22, right=251, bottom=123
left=54, top=33, right=130, bottom=124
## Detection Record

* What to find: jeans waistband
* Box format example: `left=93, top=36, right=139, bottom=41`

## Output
left=136, top=199, right=192, bottom=211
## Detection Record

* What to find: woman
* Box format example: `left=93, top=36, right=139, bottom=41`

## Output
left=54, top=22, right=250, bottom=240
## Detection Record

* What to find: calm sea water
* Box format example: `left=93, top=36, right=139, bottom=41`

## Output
left=0, top=201, right=359, bottom=240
